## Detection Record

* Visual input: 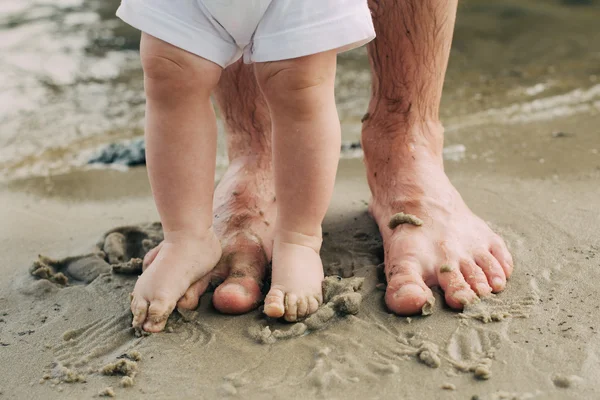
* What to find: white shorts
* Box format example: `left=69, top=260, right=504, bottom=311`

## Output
left=116, top=0, right=376, bottom=67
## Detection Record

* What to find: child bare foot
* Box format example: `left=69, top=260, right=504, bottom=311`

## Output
left=131, top=230, right=221, bottom=332
left=264, top=231, right=324, bottom=321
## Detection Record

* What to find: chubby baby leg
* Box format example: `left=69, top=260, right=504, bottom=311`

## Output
left=254, top=50, right=340, bottom=321
left=130, top=34, right=223, bottom=332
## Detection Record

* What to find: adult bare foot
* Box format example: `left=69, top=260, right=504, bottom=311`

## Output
left=143, top=157, right=276, bottom=314
left=263, top=230, right=324, bottom=322
left=131, top=229, right=221, bottom=332
left=358, top=0, right=515, bottom=314
left=366, top=125, right=514, bottom=315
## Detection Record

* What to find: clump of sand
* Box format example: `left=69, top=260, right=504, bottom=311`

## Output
left=51, top=366, right=87, bottom=384
left=112, top=258, right=143, bottom=275
left=30, top=256, right=70, bottom=285
left=421, top=297, right=436, bottom=316
left=120, top=376, right=134, bottom=387
left=100, top=359, right=137, bottom=378
left=388, top=212, right=423, bottom=229
left=99, top=351, right=141, bottom=389
left=395, top=334, right=442, bottom=368
left=29, top=253, right=110, bottom=286
left=98, top=350, right=142, bottom=390
left=98, top=387, right=115, bottom=397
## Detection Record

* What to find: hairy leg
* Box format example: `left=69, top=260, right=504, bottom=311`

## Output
left=363, top=0, right=514, bottom=314
left=146, top=60, right=277, bottom=314
left=131, top=34, right=222, bottom=332
left=255, top=51, right=340, bottom=321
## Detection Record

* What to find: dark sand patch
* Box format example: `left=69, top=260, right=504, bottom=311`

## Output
left=29, top=224, right=162, bottom=287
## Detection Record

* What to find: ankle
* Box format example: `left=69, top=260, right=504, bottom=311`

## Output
left=275, top=228, right=322, bottom=253
left=227, top=155, right=272, bottom=171
left=362, top=119, right=445, bottom=162
left=163, top=226, right=219, bottom=244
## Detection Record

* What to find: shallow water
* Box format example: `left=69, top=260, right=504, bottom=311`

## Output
left=1, top=0, right=599, bottom=180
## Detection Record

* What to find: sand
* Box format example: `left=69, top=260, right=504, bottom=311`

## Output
left=2, top=93, right=600, bottom=399
left=388, top=213, right=424, bottom=229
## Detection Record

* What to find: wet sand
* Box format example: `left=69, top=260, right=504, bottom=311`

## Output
left=2, top=0, right=600, bottom=398
left=1, top=106, right=600, bottom=399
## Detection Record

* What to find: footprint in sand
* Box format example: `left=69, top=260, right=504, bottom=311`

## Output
left=27, top=223, right=163, bottom=289
left=446, top=324, right=502, bottom=380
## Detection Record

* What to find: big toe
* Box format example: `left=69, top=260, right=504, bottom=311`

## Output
left=263, top=288, right=285, bottom=319
left=384, top=260, right=433, bottom=315
left=213, top=277, right=263, bottom=314
left=385, top=281, right=432, bottom=315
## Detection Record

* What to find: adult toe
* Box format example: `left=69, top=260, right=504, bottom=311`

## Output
left=212, top=238, right=267, bottom=314
left=176, top=274, right=211, bottom=310
left=490, top=237, right=514, bottom=279
left=384, top=260, right=433, bottom=315
left=459, top=259, right=492, bottom=297
left=213, top=276, right=263, bottom=314
left=475, top=251, right=507, bottom=293
left=437, top=263, right=479, bottom=309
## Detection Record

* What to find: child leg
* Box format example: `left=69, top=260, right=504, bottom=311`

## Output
left=254, top=50, right=340, bottom=321
left=130, top=34, right=223, bottom=332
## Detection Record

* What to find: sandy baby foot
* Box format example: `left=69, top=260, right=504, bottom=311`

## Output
left=130, top=230, right=221, bottom=332
left=264, top=230, right=324, bottom=322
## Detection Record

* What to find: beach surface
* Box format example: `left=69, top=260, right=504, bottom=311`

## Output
left=2, top=105, right=600, bottom=399
left=1, top=1, right=600, bottom=399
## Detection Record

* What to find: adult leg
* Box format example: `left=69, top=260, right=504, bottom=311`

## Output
left=144, top=60, right=277, bottom=314
left=362, top=0, right=514, bottom=314
left=131, top=34, right=223, bottom=332
left=256, top=51, right=340, bottom=321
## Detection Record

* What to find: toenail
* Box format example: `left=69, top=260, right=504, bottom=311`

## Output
left=220, top=283, right=249, bottom=297
left=492, top=277, right=505, bottom=289
left=453, top=290, right=474, bottom=305
left=393, top=284, right=425, bottom=299
left=476, top=283, right=491, bottom=295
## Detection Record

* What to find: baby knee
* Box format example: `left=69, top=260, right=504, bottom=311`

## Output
left=256, top=58, right=334, bottom=113
left=258, top=64, right=323, bottom=95
left=141, top=52, right=221, bottom=98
